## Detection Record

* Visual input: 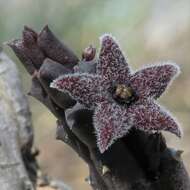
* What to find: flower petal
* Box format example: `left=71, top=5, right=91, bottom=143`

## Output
left=127, top=99, right=182, bottom=137
left=130, top=62, right=180, bottom=99
left=97, top=34, right=131, bottom=84
left=94, top=102, right=133, bottom=153
left=50, top=73, right=109, bottom=108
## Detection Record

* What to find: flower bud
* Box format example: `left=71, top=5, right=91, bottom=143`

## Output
left=82, top=45, right=96, bottom=61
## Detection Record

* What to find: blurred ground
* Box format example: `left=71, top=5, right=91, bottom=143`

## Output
left=0, top=0, right=190, bottom=189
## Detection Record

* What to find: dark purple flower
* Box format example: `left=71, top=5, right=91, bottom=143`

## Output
left=51, top=34, right=182, bottom=153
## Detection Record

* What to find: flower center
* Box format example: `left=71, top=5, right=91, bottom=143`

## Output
left=113, top=84, right=137, bottom=105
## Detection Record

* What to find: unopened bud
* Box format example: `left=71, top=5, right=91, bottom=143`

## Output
left=82, top=45, right=96, bottom=61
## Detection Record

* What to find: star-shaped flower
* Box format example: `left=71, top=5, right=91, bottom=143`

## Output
left=51, top=34, right=182, bottom=153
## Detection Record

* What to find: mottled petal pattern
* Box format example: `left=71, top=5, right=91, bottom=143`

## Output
left=50, top=73, right=109, bottom=108
left=130, top=62, right=180, bottom=99
left=127, top=99, right=182, bottom=137
left=97, top=34, right=131, bottom=84
left=94, top=102, right=133, bottom=153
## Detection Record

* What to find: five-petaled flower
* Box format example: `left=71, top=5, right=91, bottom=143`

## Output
left=51, top=34, right=182, bottom=153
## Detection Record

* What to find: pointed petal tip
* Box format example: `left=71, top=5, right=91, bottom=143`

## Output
left=163, top=114, right=183, bottom=138
left=164, top=61, right=181, bottom=76
left=169, top=126, right=183, bottom=139
left=174, top=63, right=181, bottom=76
left=164, top=107, right=183, bottom=138
left=97, top=141, right=108, bottom=154
left=176, top=126, right=183, bottom=138
left=95, top=125, right=113, bottom=154
left=98, top=33, right=130, bottom=82
left=97, top=134, right=113, bottom=153
left=97, top=133, right=118, bottom=154
left=166, top=113, right=183, bottom=139
left=157, top=61, right=181, bottom=77
left=99, top=33, right=117, bottom=45
left=99, top=147, right=105, bottom=154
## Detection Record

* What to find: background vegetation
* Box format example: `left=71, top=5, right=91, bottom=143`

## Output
left=0, top=0, right=190, bottom=189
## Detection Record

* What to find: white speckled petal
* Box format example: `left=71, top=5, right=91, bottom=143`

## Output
left=94, top=101, right=132, bottom=153
left=51, top=73, right=110, bottom=108
left=127, top=99, right=182, bottom=137
left=97, top=34, right=131, bottom=84
left=130, top=62, right=180, bottom=99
